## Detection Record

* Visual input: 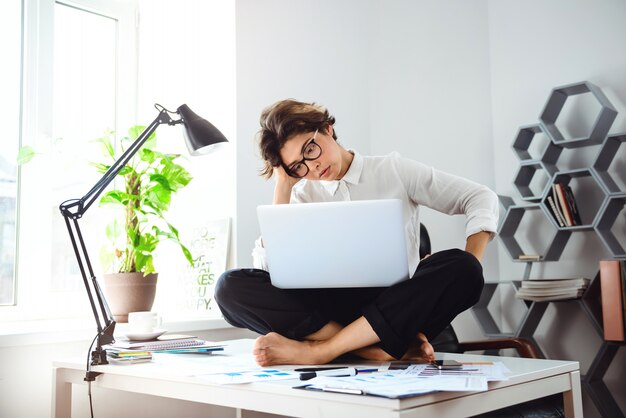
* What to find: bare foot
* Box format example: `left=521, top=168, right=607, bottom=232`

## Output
left=352, top=333, right=435, bottom=362
left=402, top=332, right=435, bottom=362
left=253, top=332, right=332, bottom=366
left=352, top=345, right=395, bottom=361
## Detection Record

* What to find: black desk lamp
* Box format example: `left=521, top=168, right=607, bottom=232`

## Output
left=59, top=103, right=227, bottom=380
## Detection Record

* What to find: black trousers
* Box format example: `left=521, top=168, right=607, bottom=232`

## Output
left=214, top=248, right=484, bottom=359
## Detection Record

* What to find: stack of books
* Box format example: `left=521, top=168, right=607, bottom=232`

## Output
left=515, top=277, right=589, bottom=302
left=106, top=334, right=224, bottom=356
left=545, top=182, right=582, bottom=227
left=107, top=349, right=153, bottom=364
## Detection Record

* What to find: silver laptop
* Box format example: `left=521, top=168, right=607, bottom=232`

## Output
left=257, top=199, right=410, bottom=288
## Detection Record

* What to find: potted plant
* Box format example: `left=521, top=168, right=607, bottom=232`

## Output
left=94, top=126, right=194, bottom=322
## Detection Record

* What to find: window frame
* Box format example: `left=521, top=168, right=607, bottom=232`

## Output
left=3, top=0, right=138, bottom=322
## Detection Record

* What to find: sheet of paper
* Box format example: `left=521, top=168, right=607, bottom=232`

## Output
left=395, top=362, right=510, bottom=381
left=197, top=369, right=300, bottom=384
left=151, top=352, right=260, bottom=376
left=306, top=371, right=488, bottom=397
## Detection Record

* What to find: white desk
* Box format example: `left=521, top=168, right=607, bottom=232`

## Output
left=52, top=339, right=583, bottom=418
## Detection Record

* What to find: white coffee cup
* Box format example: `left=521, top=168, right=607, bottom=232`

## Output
left=128, top=311, right=162, bottom=334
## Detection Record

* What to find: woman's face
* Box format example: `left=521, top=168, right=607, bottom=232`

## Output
left=279, top=125, right=345, bottom=181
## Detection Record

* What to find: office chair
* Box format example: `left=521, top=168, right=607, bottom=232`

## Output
left=421, top=224, right=564, bottom=418
left=421, top=224, right=540, bottom=358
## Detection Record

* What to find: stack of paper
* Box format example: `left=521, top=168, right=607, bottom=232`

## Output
left=301, top=363, right=511, bottom=398
left=515, top=278, right=589, bottom=302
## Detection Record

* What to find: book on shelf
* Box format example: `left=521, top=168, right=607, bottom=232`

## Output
left=550, top=182, right=582, bottom=227
left=546, top=195, right=565, bottom=227
left=599, top=260, right=625, bottom=341
left=554, top=182, right=574, bottom=226
left=520, top=277, right=589, bottom=289
left=622, top=261, right=626, bottom=331
left=515, top=292, right=585, bottom=302
left=562, top=183, right=582, bottom=225
left=515, top=277, right=589, bottom=302
left=517, top=254, right=543, bottom=261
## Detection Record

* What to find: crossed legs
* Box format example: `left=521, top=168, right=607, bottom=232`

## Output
left=215, top=249, right=483, bottom=366
left=253, top=317, right=435, bottom=366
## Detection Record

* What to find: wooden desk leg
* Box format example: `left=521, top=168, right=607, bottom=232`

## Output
left=52, top=368, right=72, bottom=418
left=563, top=370, right=583, bottom=418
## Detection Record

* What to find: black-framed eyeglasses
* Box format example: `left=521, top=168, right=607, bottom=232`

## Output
left=283, top=129, right=322, bottom=178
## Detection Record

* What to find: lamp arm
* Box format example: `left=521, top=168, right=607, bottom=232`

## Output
left=58, top=107, right=179, bottom=369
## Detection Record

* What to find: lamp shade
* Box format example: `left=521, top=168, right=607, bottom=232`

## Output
left=177, top=104, right=229, bottom=156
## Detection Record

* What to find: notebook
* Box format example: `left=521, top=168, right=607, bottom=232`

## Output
left=257, top=199, right=410, bottom=288
left=112, top=334, right=205, bottom=350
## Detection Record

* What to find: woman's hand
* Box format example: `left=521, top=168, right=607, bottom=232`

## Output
left=272, top=165, right=301, bottom=204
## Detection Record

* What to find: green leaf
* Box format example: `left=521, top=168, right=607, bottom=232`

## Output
left=128, top=125, right=145, bottom=141
left=105, top=219, right=121, bottom=242
left=140, top=148, right=157, bottom=164
left=17, top=146, right=36, bottom=165
left=93, top=135, right=116, bottom=159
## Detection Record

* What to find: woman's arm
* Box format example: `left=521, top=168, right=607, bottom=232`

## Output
left=465, top=231, right=493, bottom=262
left=272, top=165, right=300, bottom=204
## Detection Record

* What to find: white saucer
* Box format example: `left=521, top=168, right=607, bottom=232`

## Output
left=124, top=328, right=167, bottom=341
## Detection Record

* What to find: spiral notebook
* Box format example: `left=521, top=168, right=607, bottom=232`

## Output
left=112, top=334, right=206, bottom=350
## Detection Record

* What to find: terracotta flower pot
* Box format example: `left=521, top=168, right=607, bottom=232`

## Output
left=103, top=272, right=158, bottom=323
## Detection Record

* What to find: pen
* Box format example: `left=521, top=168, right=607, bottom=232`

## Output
left=321, top=386, right=364, bottom=395
left=294, top=366, right=346, bottom=372
left=299, top=367, right=358, bottom=381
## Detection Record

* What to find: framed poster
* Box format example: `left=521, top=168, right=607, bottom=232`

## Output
left=180, top=217, right=231, bottom=316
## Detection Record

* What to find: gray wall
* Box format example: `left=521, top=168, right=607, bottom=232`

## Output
left=488, top=1, right=626, bottom=416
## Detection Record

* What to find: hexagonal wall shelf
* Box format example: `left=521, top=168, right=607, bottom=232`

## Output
left=498, top=204, right=571, bottom=261
left=512, top=124, right=563, bottom=165
left=539, top=81, right=617, bottom=148
left=593, top=132, right=626, bottom=194
left=513, top=161, right=555, bottom=201
left=543, top=169, right=608, bottom=230
left=491, top=81, right=624, bottom=418
left=584, top=344, right=625, bottom=418
left=471, top=281, right=531, bottom=340
left=580, top=270, right=603, bottom=336
left=595, top=193, right=626, bottom=259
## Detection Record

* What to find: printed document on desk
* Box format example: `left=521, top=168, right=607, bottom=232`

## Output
left=300, top=362, right=510, bottom=398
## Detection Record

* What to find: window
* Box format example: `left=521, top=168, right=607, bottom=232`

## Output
left=7, top=0, right=235, bottom=324
left=0, top=0, right=23, bottom=306
left=9, top=0, right=137, bottom=322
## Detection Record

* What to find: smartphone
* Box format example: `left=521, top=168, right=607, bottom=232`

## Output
left=433, top=360, right=463, bottom=369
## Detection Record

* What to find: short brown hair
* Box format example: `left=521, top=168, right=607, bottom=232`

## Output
left=257, top=99, right=337, bottom=178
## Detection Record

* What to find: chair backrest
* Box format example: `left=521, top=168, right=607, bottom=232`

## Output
left=419, top=223, right=431, bottom=259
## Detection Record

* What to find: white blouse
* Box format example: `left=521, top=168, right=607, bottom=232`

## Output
left=252, top=151, right=499, bottom=275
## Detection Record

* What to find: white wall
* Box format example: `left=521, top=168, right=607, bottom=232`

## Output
left=365, top=0, right=495, bottom=340
left=235, top=0, right=372, bottom=267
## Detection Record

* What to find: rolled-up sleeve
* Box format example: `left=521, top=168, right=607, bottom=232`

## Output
left=251, top=237, right=269, bottom=271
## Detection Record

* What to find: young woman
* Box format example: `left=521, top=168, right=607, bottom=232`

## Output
left=215, top=99, right=498, bottom=366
